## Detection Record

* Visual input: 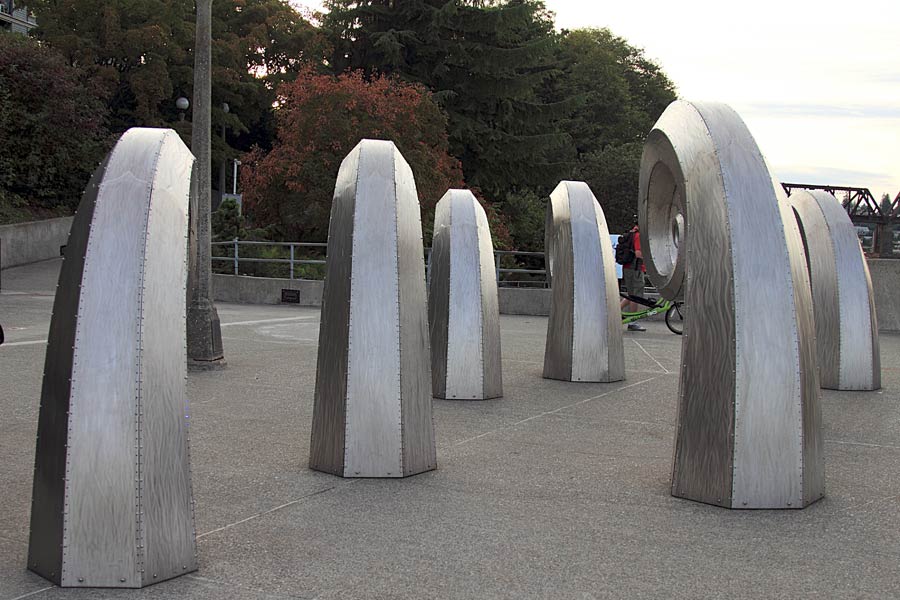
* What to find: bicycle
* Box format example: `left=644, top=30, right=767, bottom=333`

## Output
left=620, top=293, right=684, bottom=335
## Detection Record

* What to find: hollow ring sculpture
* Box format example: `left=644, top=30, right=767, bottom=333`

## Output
left=790, top=189, right=881, bottom=390
left=639, top=101, right=824, bottom=509
left=543, top=181, right=624, bottom=383
left=309, top=139, right=437, bottom=478
left=429, top=189, right=503, bottom=400
left=28, top=128, right=198, bottom=586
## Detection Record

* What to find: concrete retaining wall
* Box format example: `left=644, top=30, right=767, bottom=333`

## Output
left=499, top=287, right=550, bottom=316
left=0, top=217, right=73, bottom=269
left=213, top=274, right=551, bottom=316
left=868, top=259, right=900, bottom=332
left=213, top=274, right=324, bottom=306
left=213, top=261, right=899, bottom=327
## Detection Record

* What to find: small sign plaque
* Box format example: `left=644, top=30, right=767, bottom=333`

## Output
left=281, top=289, right=301, bottom=304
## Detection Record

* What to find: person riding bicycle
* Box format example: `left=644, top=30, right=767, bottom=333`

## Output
left=619, top=217, right=646, bottom=331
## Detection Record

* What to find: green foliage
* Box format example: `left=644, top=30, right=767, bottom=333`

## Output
left=549, top=28, right=677, bottom=234
left=212, top=197, right=247, bottom=241
left=30, top=0, right=327, bottom=175
left=574, top=142, right=644, bottom=233
left=0, top=32, right=111, bottom=216
left=324, top=0, right=573, bottom=201
left=549, top=28, right=676, bottom=156
left=497, top=189, right=545, bottom=251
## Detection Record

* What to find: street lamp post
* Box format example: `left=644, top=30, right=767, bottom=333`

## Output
left=187, top=0, right=226, bottom=369
left=219, top=102, right=229, bottom=200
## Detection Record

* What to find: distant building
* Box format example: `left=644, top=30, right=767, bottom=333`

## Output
left=0, top=1, right=37, bottom=35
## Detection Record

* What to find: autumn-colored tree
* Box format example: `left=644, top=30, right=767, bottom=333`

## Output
left=241, top=68, right=510, bottom=246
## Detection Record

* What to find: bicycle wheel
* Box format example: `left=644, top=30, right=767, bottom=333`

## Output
left=665, top=302, right=684, bottom=335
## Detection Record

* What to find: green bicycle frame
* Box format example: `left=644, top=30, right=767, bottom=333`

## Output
left=621, top=298, right=672, bottom=324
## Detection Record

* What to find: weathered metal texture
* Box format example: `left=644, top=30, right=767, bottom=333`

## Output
left=28, top=128, right=198, bottom=586
left=640, top=101, right=823, bottom=509
left=543, top=181, right=624, bottom=383
left=310, top=139, right=436, bottom=477
left=428, top=190, right=503, bottom=400
left=790, top=189, right=881, bottom=390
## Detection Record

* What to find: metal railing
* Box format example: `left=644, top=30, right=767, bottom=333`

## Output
left=212, top=240, right=327, bottom=280
left=211, top=239, right=548, bottom=287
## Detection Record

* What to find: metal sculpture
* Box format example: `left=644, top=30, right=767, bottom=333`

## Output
left=639, top=101, right=824, bottom=509
left=543, top=181, right=625, bottom=383
left=28, top=128, right=198, bottom=586
left=309, top=139, right=436, bottom=478
left=790, top=189, right=881, bottom=390
left=429, top=190, right=502, bottom=400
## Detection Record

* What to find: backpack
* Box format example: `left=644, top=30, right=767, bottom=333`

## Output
left=615, top=231, right=636, bottom=265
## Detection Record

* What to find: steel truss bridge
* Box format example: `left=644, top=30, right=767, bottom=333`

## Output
left=782, top=183, right=900, bottom=257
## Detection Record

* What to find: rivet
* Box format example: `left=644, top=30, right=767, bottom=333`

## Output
left=120, top=578, right=126, bottom=583
left=787, top=501, right=792, bottom=506
left=153, top=573, right=158, bottom=578
left=742, top=501, right=747, bottom=506
left=78, top=577, right=84, bottom=583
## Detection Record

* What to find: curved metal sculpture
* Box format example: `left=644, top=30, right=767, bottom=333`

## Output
left=639, top=101, right=824, bottom=509
left=790, top=189, right=881, bottom=390
left=429, top=190, right=502, bottom=400
left=543, top=181, right=624, bottom=383
left=310, top=139, right=436, bottom=478
left=28, top=128, right=198, bottom=586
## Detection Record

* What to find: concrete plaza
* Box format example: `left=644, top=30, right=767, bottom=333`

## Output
left=1, top=259, right=899, bottom=599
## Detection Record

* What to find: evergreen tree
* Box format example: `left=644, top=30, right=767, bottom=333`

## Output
left=324, top=0, right=574, bottom=201
left=545, top=28, right=677, bottom=233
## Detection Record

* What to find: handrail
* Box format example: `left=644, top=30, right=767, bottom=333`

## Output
left=211, top=239, right=548, bottom=286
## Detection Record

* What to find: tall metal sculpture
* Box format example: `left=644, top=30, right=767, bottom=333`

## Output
left=429, top=189, right=502, bottom=400
left=309, top=139, right=437, bottom=478
left=639, top=101, right=824, bottom=509
left=543, top=181, right=624, bottom=383
left=28, top=128, right=198, bottom=586
left=790, top=189, right=881, bottom=390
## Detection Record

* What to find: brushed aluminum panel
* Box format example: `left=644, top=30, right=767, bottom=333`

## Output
left=814, top=190, right=878, bottom=390
left=776, top=184, right=824, bottom=506
left=428, top=190, right=502, bottom=400
left=138, top=131, right=198, bottom=585
left=863, top=258, right=882, bottom=391
left=29, top=129, right=199, bottom=587
left=344, top=140, right=404, bottom=477
left=310, top=145, right=359, bottom=475
left=591, top=189, right=625, bottom=381
left=393, top=146, right=436, bottom=476
left=61, top=130, right=161, bottom=587
left=641, top=101, right=821, bottom=509
left=475, top=196, right=503, bottom=399
left=568, top=182, right=602, bottom=381
left=543, top=182, right=623, bottom=382
left=707, top=102, right=803, bottom=509
left=543, top=187, right=574, bottom=380
left=428, top=196, right=452, bottom=399
left=445, top=193, right=484, bottom=398
left=28, top=153, right=110, bottom=585
left=642, top=104, right=736, bottom=506
left=790, top=189, right=879, bottom=391
left=790, top=191, right=839, bottom=387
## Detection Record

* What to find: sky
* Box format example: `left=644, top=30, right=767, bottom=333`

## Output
left=295, top=1, right=900, bottom=200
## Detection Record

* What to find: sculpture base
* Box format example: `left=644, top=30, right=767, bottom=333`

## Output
left=187, top=299, right=225, bottom=364
left=671, top=491, right=825, bottom=510
left=28, top=565, right=198, bottom=588
left=309, top=464, right=437, bottom=479
left=188, top=358, right=228, bottom=372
